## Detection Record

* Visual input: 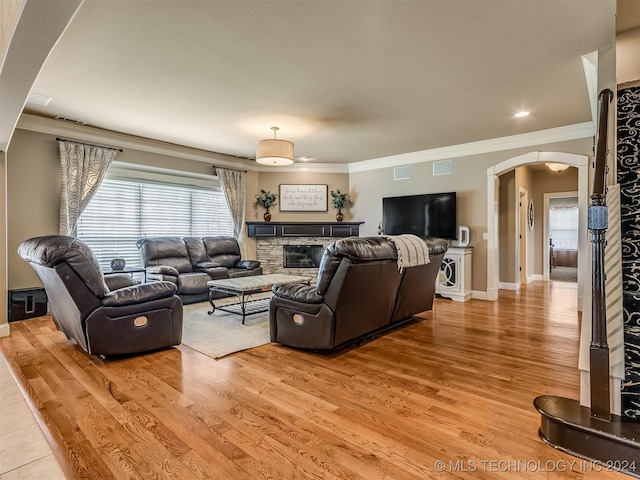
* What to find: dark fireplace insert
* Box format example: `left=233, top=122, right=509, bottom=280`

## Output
left=283, top=245, right=323, bottom=268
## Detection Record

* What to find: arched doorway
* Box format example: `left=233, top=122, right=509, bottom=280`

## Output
left=486, top=151, right=589, bottom=305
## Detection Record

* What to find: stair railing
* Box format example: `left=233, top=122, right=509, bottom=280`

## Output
left=589, top=88, right=614, bottom=421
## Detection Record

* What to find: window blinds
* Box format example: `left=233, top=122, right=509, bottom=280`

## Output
left=77, top=177, right=234, bottom=270
left=549, top=206, right=579, bottom=250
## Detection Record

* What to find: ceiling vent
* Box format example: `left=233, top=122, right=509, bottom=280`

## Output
left=27, top=93, right=52, bottom=106
left=54, top=116, right=87, bottom=126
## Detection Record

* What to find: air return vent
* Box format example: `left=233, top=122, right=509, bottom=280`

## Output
left=54, top=116, right=87, bottom=126
left=394, top=166, right=410, bottom=181
left=433, top=160, right=452, bottom=176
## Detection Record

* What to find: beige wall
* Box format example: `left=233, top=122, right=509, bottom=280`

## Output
left=517, top=166, right=535, bottom=282
left=7, top=130, right=60, bottom=290
left=498, top=170, right=516, bottom=283
left=7, top=128, right=350, bottom=290
left=498, top=165, right=579, bottom=285
left=617, top=27, right=640, bottom=85
left=349, top=137, right=592, bottom=293
left=7, top=125, right=592, bottom=295
left=0, top=150, right=6, bottom=328
left=7, top=128, right=263, bottom=290
left=499, top=166, right=578, bottom=283
left=531, top=167, right=579, bottom=274
left=350, top=155, right=490, bottom=293
left=252, top=172, right=350, bottom=223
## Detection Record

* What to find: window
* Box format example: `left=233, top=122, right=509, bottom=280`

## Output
left=549, top=206, right=578, bottom=250
left=77, top=176, right=233, bottom=270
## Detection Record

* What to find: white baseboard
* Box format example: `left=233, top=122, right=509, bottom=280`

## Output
left=528, top=274, right=544, bottom=283
left=499, top=282, right=520, bottom=291
left=471, top=290, right=488, bottom=300
left=486, top=287, right=498, bottom=301
left=0, top=322, right=10, bottom=338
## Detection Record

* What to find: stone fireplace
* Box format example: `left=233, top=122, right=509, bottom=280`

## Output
left=256, top=237, right=334, bottom=277
left=247, top=221, right=364, bottom=277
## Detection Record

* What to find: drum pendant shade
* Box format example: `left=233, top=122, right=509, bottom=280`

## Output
left=256, top=127, right=294, bottom=166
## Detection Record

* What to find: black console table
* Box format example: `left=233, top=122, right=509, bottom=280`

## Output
left=246, top=221, right=363, bottom=238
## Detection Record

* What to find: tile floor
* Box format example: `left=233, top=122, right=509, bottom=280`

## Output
left=0, top=357, right=66, bottom=479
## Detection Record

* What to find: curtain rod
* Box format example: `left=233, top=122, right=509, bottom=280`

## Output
left=212, top=165, right=247, bottom=173
left=56, top=137, right=123, bottom=153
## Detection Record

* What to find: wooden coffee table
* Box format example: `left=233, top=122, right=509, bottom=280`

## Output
left=207, top=274, right=312, bottom=324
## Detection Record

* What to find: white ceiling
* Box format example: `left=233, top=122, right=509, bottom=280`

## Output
left=25, top=0, right=617, bottom=166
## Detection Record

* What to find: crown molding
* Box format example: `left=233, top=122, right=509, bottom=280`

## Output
left=348, top=121, right=595, bottom=173
left=18, top=113, right=595, bottom=176
left=255, top=163, right=349, bottom=174
left=16, top=113, right=260, bottom=171
left=16, top=114, right=351, bottom=174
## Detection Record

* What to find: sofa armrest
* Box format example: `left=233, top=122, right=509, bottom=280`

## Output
left=147, top=265, right=180, bottom=276
left=272, top=283, right=324, bottom=304
left=102, top=281, right=178, bottom=307
left=425, top=237, right=449, bottom=255
left=104, top=273, right=137, bottom=291
left=235, top=259, right=260, bottom=270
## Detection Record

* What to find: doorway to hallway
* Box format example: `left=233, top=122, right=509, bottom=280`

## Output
left=547, top=193, right=579, bottom=284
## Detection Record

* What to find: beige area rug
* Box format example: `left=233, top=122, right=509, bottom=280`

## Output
left=180, top=295, right=271, bottom=359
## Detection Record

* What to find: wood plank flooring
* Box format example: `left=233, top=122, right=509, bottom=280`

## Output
left=0, top=282, right=629, bottom=479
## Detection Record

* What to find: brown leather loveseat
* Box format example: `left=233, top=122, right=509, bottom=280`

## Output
left=269, top=236, right=448, bottom=350
left=137, top=236, right=262, bottom=304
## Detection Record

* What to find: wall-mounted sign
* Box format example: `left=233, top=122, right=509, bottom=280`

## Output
left=279, top=184, right=328, bottom=212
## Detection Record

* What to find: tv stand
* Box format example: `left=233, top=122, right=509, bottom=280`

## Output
left=436, top=247, right=472, bottom=302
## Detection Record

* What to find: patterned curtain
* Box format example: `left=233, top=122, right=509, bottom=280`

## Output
left=216, top=168, right=247, bottom=255
left=58, top=141, right=118, bottom=235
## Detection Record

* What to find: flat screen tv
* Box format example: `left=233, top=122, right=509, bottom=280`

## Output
left=382, top=192, right=457, bottom=239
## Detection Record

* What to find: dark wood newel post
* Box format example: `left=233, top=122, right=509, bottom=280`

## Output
left=589, top=194, right=610, bottom=420
left=534, top=88, right=640, bottom=472
left=588, top=88, right=613, bottom=421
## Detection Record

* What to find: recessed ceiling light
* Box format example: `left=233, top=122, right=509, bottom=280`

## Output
left=299, top=156, right=312, bottom=162
left=514, top=111, right=530, bottom=118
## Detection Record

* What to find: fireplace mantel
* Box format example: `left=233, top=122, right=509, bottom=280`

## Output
left=247, top=221, right=363, bottom=238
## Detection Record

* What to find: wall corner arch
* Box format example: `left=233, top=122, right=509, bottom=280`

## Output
left=486, top=151, right=589, bottom=304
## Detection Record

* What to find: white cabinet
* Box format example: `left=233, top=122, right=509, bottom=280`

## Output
left=436, top=247, right=472, bottom=302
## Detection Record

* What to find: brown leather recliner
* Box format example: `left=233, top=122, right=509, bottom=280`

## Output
left=18, top=235, right=183, bottom=356
left=269, top=236, right=448, bottom=350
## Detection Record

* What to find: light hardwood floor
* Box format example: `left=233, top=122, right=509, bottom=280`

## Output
left=0, top=282, right=628, bottom=479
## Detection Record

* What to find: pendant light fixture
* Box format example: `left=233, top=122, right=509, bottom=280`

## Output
left=256, top=126, right=294, bottom=166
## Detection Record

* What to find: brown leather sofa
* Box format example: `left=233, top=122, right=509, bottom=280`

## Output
left=18, top=235, right=183, bottom=356
left=269, top=236, right=448, bottom=350
left=137, top=236, right=262, bottom=304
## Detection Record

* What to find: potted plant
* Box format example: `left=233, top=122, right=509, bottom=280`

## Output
left=330, top=189, right=350, bottom=222
left=255, top=189, right=277, bottom=222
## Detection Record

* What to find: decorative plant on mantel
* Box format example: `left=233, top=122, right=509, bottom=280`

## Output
left=255, top=189, right=277, bottom=222
left=330, top=189, right=351, bottom=222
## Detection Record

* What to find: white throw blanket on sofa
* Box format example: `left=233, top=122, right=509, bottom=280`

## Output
left=384, top=234, right=431, bottom=271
